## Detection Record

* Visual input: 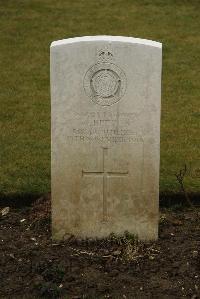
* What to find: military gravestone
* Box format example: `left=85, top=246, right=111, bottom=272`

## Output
left=51, top=36, right=162, bottom=240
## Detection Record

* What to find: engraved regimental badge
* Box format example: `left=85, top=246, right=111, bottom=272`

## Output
left=84, top=48, right=126, bottom=106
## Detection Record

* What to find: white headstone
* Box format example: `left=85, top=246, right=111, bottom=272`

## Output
left=51, top=36, right=162, bottom=240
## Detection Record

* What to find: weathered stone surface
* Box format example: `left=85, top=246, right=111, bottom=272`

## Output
left=51, top=36, right=162, bottom=240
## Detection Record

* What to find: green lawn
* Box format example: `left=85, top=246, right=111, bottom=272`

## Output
left=0, top=0, right=199, bottom=198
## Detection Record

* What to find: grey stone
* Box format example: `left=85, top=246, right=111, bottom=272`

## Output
left=51, top=36, right=162, bottom=240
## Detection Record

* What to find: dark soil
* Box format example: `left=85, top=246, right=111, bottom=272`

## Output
left=0, top=195, right=199, bottom=299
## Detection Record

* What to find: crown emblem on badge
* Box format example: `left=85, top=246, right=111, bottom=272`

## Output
left=97, top=48, right=113, bottom=62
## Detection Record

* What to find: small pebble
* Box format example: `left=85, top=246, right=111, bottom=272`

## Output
left=113, top=250, right=121, bottom=256
left=149, top=255, right=155, bottom=260
left=1, top=207, right=10, bottom=216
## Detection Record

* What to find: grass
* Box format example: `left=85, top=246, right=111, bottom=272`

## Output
left=0, top=0, right=199, bottom=198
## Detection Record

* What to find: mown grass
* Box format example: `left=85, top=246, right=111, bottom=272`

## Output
left=0, top=0, right=199, bottom=198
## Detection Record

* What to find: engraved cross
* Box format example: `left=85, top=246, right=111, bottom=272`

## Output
left=82, top=147, right=128, bottom=222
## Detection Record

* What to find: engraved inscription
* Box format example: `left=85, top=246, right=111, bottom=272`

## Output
left=74, top=111, right=140, bottom=127
left=82, top=147, right=129, bottom=222
left=67, top=135, right=143, bottom=143
left=66, top=111, right=143, bottom=144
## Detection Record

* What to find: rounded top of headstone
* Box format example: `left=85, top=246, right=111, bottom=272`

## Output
left=51, top=36, right=162, bottom=49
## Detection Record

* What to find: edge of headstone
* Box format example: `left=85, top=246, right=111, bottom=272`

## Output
left=50, top=35, right=162, bottom=49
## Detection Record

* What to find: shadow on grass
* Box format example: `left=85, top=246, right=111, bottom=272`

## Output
left=0, top=192, right=199, bottom=208
left=160, top=192, right=200, bottom=208
left=0, top=193, right=49, bottom=208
